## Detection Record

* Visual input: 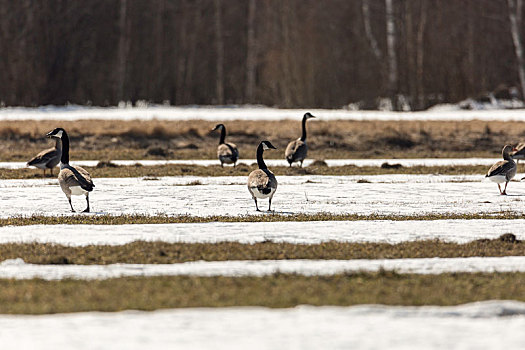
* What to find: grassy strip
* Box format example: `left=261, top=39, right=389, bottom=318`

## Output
left=1, top=212, right=524, bottom=227
left=0, top=237, right=522, bottom=265
left=1, top=164, right=492, bottom=179
left=0, top=272, right=524, bottom=314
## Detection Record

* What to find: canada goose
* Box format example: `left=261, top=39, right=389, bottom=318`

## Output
left=511, top=142, right=525, bottom=165
left=247, top=140, right=278, bottom=211
left=212, top=124, right=239, bottom=167
left=26, top=137, right=62, bottom=177
left=486, top=145, right=517, bottom=195
left=46, top=128, right=95, bottom=212
left=285, top=112, right=316, bottom=167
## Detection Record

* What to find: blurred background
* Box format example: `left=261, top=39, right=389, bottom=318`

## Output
left=0, top=0, right=524, bottom=110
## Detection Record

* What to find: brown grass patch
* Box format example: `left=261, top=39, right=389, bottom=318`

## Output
left=0, top=237, right=523, bottom=265
left=0, top=272, right=524, bottom=313
left=1, top=119, right=524, bottom=161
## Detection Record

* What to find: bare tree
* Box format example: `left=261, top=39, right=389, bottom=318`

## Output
left=362, top=0, right=382, bottom=60
left=214, top=0, right=224, bottom=104
left=245, top=0, right=257, bottom=103
left=508, top=0, right=525, bottom=100
left=385, top=0, right=398, bottom=104
left=116, top=0, right=130, bottom=102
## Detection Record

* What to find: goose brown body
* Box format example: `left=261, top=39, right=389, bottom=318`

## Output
left=212, top=124, right=239, bottom=166
left=47, top=128, right=95, bottom=212
left=285, top=112, right=315, bottom=167
left=27, top=138, right=62, bottom=176
left=248, top=141, right=278, bottom=211
left=486, top=145, right=517, bottom=195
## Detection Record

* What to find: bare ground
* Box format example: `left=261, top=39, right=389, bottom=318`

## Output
left=2, top=119, right=525, bottom=161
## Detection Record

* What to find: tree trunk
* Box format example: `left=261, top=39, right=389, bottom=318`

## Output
left=245, top=0, right=257, bottom=103
left=361, top=0, right=382, bottom=60
left=508, top=0, right=525, bottom=100
left=116, top=0, right=129, bottom=102
left=385, top=0, right=398, bottom=107
left=416, top=0, right=427, bottom=109
left=214, top=0, right=224, bottom=104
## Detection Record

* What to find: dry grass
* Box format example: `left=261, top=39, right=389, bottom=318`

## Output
left=0, top=236, right=522, bottom=265
left=0, top=272, right=524, bottom=314
left=0, top=212, right=522, bottom=226
left=0, top=163, right=493, bottom=179
left=2, top=119, right=524, bottom=161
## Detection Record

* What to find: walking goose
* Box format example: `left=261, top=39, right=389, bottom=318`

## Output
left=486, top=145, right=517, bottom=195
left=212, top=124, right=239, bottom=167
left=247, top=140, right=278, bottom=211
left=285, top=112, right=316, bottom=167
left=26, top=137, right=62, bottom=177
left=46, top=128, right=95, bottom=212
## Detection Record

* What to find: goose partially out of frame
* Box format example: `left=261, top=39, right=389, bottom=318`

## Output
left=486, top=144, right=517, bottom=195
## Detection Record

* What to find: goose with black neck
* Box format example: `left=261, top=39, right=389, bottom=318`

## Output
left=285, top=112, right=316, bottom=167
left=212, top=123, right=239, bottom=167
left=247, top=140, right=278, bottom=211
left=46, top=128, right=95, bottom=212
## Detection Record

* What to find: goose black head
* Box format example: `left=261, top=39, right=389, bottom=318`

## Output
left=46, top=128, right=66, bottom=139
left=212, top=124, right=225, bottom=131
left=304, top=112, right=316, bottom=120
left=261, top=140, right=277, bottom=150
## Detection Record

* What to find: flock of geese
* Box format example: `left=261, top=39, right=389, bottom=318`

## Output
left=26, top=113, right=316, bottom=212
left=25, top=112, right=524, bottom=212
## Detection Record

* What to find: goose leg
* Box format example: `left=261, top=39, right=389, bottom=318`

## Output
left=300, top=160, right=304, bottom=168
left=67, top=196, right=75, bottom=212
left=268, top=198, right=272, bottom=212
left=254, top=198, right=260, bottom=211
left=42, top=169, right=46, bottom=178
left=83, top=194, right=90, bottom=212
left=502, top=182, right=509, bottom=195
left=497, top=183, right=502, bottom=194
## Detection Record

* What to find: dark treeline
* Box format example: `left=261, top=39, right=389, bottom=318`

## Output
left=0, top=0, right=524, bottom=110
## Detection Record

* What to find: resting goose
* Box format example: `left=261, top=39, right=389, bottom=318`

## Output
left=26, top=137, right=62, bottom=177
left=212, top=124, right=239, bottom=167
left=46, top=128, right=95, bottom=212
left=285, top=112, right=316, bottom=167
left=247, top=140, right=278, bottom=211
left=486, top=145, right=517, bottom=195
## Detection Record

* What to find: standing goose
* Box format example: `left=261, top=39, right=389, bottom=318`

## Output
left=511, top=142, right=525, bottom=164
left=212, top=124, right=239, bottom=167
left=486, top=145, right=518, bottom=195
left=26, top=137, right=62, bottom=177
left=46, top=128, right=95, bottom=212
left=285, top=112, right=316, bottom=167
left=248, top=140, right=278, bottom=211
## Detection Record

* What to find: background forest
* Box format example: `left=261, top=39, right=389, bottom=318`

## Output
left=0, top=0, right=524, bottom=110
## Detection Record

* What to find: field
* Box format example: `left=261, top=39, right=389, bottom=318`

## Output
left=1, top=108, right=525, bottom=348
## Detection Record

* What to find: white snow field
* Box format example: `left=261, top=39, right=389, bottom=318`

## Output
left=0, top=301, right=524, bottom=350
left=2, top=175, right=525, bottom=218
left=1, top=256, right=525, bottom=280
left=1, top=157, right=504, bottom=169
left=1, top=104, right=525, bottom=121
left=0, top=219, right=523, bottom=246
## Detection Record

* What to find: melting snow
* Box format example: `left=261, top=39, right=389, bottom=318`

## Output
left=2, top=105, right=525, bottom=121
left=1, top=257, right=525, bottom=280
left=0, top=301, right=524, bottom=349
left=1, top=175, right=525, bottom=218
left=0, top=219, right=523, bottom=246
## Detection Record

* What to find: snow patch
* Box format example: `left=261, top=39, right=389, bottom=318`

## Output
left=2, top=257, right=525, bottom=280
